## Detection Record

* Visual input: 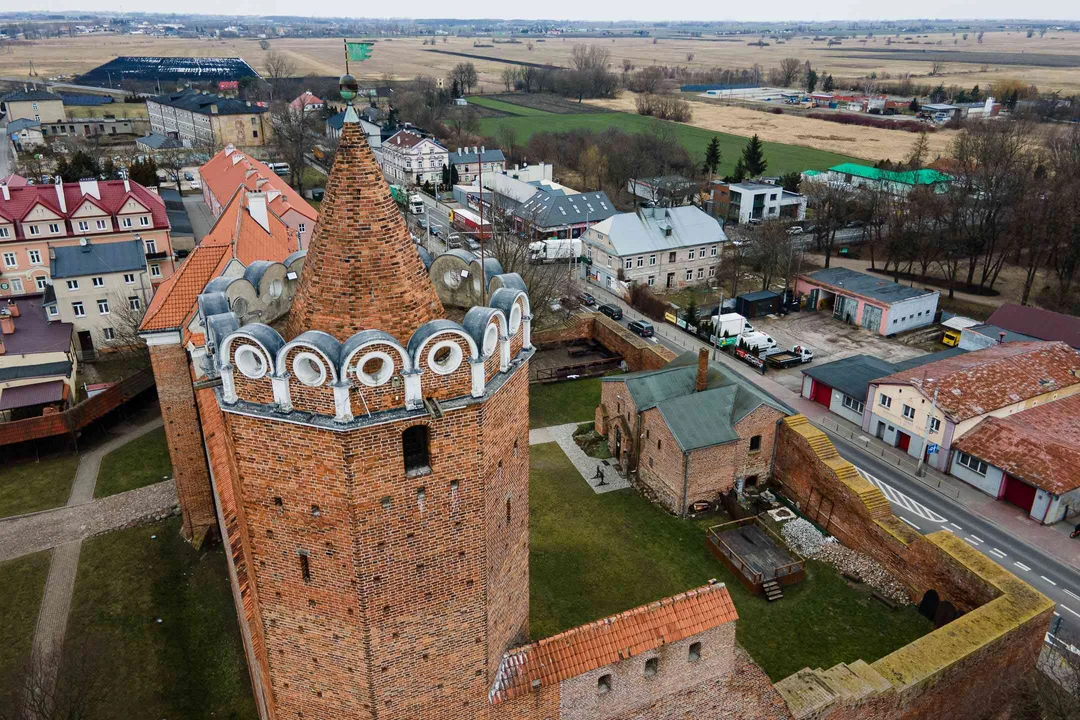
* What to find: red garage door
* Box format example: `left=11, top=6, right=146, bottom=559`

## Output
left=810, top=380, right=832, bottom=407
left=896, top=431, right=911, bottom=452
left=1002, top=475, right=1037, bottom=513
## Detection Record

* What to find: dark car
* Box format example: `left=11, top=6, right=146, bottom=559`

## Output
left=628, top=320, right=654, bottom=337
left=598, top=303, right=623, bottom=320
left=579, top=292, right=596, bottom=306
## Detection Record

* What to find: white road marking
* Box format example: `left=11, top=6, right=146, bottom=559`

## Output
left=950, top=523, right=963, bottom=531
left=1015, top=562, right=1032, bottom=572
left=1062, top=605, right=1080, bottom=620
left=964, top=537, right=980, bottom=546
left=966, top=536, right=982, bottom=545
left=992, top=548, right=1007, bottom=557
left=1065, top=589, right=1080, bottom=602
left=942, top=527, right=954, bottom=533
left=855, top=468, right=948, bottom=524
left=1055, top=612, right=1062, bottom=616
left=900, top=517, right=921, bottom=530
left=969, top=535, right=985, bottom=544
left=1042, top=576, right=1058, bottom=586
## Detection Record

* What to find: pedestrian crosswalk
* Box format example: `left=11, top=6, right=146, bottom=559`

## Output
left=855, top=468, right=948, bottom=524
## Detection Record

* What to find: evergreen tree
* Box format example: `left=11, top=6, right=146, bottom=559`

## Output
left=909, top=97, right=921, bottom=113
left=702, top=136, right=722, bottom=180
left=128, top=157, right=158, bottom=187
left=823, top=74, right=835, bottom=92
left=740, top=135, right=768, bottom=178
left=55, top=151, right=102, bottom=183
left=930, top=83, right=947, bottom=103
left=730, top=158, right=748, bottom=183
left=683, top=298, right=699, bottom=326
left=971, top=84, right=982, bottom=102
left=779, top=171, right=801, bottom=193
left=806, top=69, right=818, bottom=94
left=450, top=164, right=460, bottom=185
left=441, top=164, right=452, bottom=187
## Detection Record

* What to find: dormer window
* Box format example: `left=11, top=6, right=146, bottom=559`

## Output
left=78, top=221, right=89, bottom=232
left=139, top=216, right=150, bottom=226
left=96, top=219, right=108, bottom=230
left=121, top=217, right=133, bottom=228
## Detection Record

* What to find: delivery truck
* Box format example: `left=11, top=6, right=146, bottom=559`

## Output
left=528, top=238, right=582, bottom=263
left=711, top=313, right=755, bottom=340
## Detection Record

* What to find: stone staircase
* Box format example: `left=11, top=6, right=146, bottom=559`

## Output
left=773, top=659, right=892, bottom=719
left=762, top=579, right=784, bottom=602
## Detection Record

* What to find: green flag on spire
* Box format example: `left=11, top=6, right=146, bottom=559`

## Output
left=346, top=41, right=374, bottom=62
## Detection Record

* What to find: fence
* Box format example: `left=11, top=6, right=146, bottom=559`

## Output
left=707, top=516, right=806, bottom=588
left=0, top=370, right=156, bottom=447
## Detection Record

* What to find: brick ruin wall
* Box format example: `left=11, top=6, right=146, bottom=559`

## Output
left=770, top=416, right=1054, bottom=720
left=532, top=313, right=676, bottom=373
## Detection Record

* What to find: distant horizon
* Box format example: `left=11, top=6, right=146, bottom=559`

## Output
left=11, top=4, right=1080, bottom=24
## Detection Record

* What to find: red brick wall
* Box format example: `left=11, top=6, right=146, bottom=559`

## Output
left=149, top=342, right=216, bottom=540
left=532, top=313, right=675, bottom=373
left=636, top=408, right=686, bottom=513
left=732, top=406, right=783, bottom=483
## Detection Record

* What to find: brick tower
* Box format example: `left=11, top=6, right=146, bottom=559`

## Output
left=195, top=112, right=534, bottom=720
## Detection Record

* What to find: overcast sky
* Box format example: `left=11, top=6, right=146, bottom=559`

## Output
left=32, top=0, right=1080, bottom=22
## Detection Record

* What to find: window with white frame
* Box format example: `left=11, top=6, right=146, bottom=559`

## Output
left=122, top=217, right=133, bottom=228
left=97, top=299, right=110, bottom=315
left=35, top=276, right=47, bottom=291
left=698, top=247, right=706, bottom=258
left=624, top=258, right=632, bottom=270
left=843, top=395, right=865, bottom=414
left=28, top=225, right=40, bottom=236
left=649, top=254, right=656, bottom=265
left=10, top=278, right=22, bottom=293
left=647, top=276, right=655, bottom=286
left=957, top=452, right=988, bottom=475
left=28, top=250, right=41, bottom=265
left=696, top=267, right=704, bottom=279
left=144, top=238, right=156, bottom=254
left=66, top=280, right=79, bottom=290
left=929, top=417, right=941, bottom=433
left=47, top=305, right=58, bottom=317
left=636, top=256, right=644, bottom=267
left=123, top=273, right=135, bottom=284
left=150, top=264, right=161, bottom=278
left=48, top=223, right=60, bottom=234
left=139, top=216, right=150, bottom=226
left=710, top=245, right=718, bottom=257
left=92, top=277, right=104, bottom=288
left=103, top=327, right=115, bottom=340
left=96, top=219, right=108, bottom=230
left=72, top=301, right=85, bottom=317
left=298, top=223, right=306, bottom=234
left=902, top=404, right=915, bottom=420
left=2, top=252, right=16, bottom=268
left=78, top=221, right=89, bottom=232
left=0, top=227, right=8, bottom=238
left=128, top=296, right=141, bottom=310
left=687, top=249, right=695, bottom=260
left=685, top=269, right=693, bottom=281
left=879, top=393, right=892, bottom=409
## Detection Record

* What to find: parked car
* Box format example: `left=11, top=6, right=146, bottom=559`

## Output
left=465, top=238, right=482, bottom=252
left=579, top=292, right=596, bottom=306
left=430, top=225, right=441, bottom=238
left=628, top=320, right=654, bottom=338
left=787, top=225, right=804, bottom=235
left=416, top=218, right=427, bottom=230
left=189, top=179, right=201, bottom=190
left=598, top=303, right=623, bottom=321
left=739, top=331, right=777, bottom=353
left=183, top=171, right=195, bottom=181
left=764, top=345, right=814, bottom=368
left=445, top=235, right=463, bottom=249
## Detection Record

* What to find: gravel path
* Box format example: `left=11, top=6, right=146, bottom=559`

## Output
left=531, top=423, right=630, bottom=494
left=67, top=417, right=163, bottom=506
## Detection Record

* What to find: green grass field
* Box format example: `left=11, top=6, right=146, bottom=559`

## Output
left=66, top=517, right=258, bottom=719
left=0, top=552, right=51, bottom=680
left=467, top=96, right=552, bottom=116
left=478, top=106, right=861, bottom=176
left=0, top=453, right=79, bottom=519
left=529, top=443, right=932, bottom=681
left=529, top=377, right=603, bottom=428
left=94, top=426, right=172, bottom=499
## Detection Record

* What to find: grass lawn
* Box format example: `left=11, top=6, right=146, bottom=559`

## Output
left=529, top=377, right=602, bottom=428
left=478, top=111, right=861, bottom=175
left=468, top=96, right=553, bottom=116
left=67, top=517, right=257, bottom=720
left=529, top=443, right=933, bottom=681
left=0, top=454, right=79, bottom=519
left=0, top=552, right=51, bottom=679
left=94, top=427, right=172, bottom=499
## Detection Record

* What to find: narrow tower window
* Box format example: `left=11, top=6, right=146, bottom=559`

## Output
left=299, top=552, right=311, bottom=583
left=403, top=426, right=430, bottom=475
left=506, top=498, right=512, bottom=526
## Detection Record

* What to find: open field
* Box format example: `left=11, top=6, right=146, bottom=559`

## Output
left=4, top=30, right=1080, bottom=94
left=586, top=92, right=957, bottom=163
left=477, top=103, right=862, bottom=174
left=529, top=442, right=933, bottom=680
left=0, top=452, right=79, bottom=520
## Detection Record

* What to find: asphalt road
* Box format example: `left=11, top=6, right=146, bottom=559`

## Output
left=585, top=281, right=1079, bottom=655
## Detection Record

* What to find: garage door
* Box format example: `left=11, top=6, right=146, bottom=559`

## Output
left=861, top=305, right=882, bottom=334
left=1002, top=475, right=1037, bottom=513
left=810, top=380, right=832, bottom=407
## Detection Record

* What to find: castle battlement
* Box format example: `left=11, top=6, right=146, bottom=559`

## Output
left=197, top=272, right=533, bottom=428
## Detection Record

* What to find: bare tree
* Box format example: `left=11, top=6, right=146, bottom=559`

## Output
left=501, top=66, right=517, bottom=92
left=1046, top=124, right=1080, bottom=304
left=450, top=62, right=478, bottom=95
left=579, top=145, right=608, bottom=192
left=778, top=57, right=804, bottom=87
left=264, top=50, right=297, bottom=102
left=0, top=637, right=117, bottom=720
left=570, top=44, right=611, bottom=72
left=268, top=100, right=323, bottom=196
left=804, top=179, right=852, bottom=268
left=155, top=146, right=193, bottom=194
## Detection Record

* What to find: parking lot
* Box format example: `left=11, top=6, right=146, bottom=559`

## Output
left=751, top=311, right=932, bottom=393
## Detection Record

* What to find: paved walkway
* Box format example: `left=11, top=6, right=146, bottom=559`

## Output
left=530, top=423, right=630, bottom=494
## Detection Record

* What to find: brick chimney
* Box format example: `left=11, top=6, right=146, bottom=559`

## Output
left=696, top=348, right=709, bottom=392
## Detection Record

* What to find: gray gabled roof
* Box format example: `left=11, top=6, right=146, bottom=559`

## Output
left=50, top=240, right=146, bottom=279
left=1, top=89, right=60, bottom=103
left=591, top=205, right=727, bottom=256
left=802, top=267, right=937, bottom=305
left=518, top=190, right=615, bottom=230
left=802, top=354, right=899, bottom=403
left=449, top=148, right=506, bottom=166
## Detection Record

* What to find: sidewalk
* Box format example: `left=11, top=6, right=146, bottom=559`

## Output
left=529, top=423, right=629, bottom=494
left=580, top=279, right=1080, bottom=572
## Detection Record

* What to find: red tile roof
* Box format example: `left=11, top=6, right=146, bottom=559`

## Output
left=289, top=91, right=324, bottom=111
left=0, top=180, right=168, bottom=239
left=953, top=394, right=1080, bottom=496
left=139, top=189, right=295, bottom=333
left=488, top=583, right=738, bottom=705
left=199, top=146, right=318, bottom=223
left=385, top=129, right=426, bottom=149
left=987, top=303, right=1080, bottom=350
left=874, top=341, right=1080, bottom=422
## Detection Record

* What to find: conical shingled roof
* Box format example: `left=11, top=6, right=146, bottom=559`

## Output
left=284, top=120, right=444, bottom=343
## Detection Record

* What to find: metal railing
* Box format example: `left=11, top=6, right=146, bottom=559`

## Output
left=707, top=516, right=807, bottom=585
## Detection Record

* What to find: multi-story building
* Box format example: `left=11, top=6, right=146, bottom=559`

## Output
left=45, top=239, right=155, bottom=357
left=0, top=89, right=65, bottom=124
left=584, top=204, right=726, bottom=296
left=447, top=146, right=505, bottom=185
left=713, top=181, right=807, bottom=225
left=0, top=177, right=176, bottom=299
left=199, top=145, right=318, bottom=250
left=147, top=89, right=269, bottom=152
left=380, top=128, right=448, bottom=186
left=0, top=294, right=76, bottom=419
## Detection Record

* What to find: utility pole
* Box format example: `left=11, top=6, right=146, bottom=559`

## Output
left=916, top=385, right=939, bottom=477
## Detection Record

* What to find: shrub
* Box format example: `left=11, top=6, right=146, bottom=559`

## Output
left=628, top=284, right=673, bottom=322
left=770, top=107, right=784, bottom=114
left=635, top=93, right=693, bottom=122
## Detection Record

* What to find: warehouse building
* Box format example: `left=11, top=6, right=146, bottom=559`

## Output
left=796, top=267, right=939, bottom=336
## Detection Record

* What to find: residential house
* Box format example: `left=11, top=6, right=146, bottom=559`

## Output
left=795, top=267, right=939, bottom=336
left=816, top=163, right=952, bottom=196
left=199, top=146, right=318, bottom=250
left=380, top=129, right=448, bottom=187
left=0, top=177, right=176, bottom=299
left=713, top=182, right=807, bottom=225
left=862, top=341, right=1080, bottom=473
left=628, top=176, right=698, bottom=207
left=0, top=294, right=76, bottom=419
left=47, top=239, right=155, bottom=358
left=950, top=394, right=1080, bottom=524
left=447, top=147, right=506, bottom=185
left=289, top=91, right=325, bottom=113
left=7, top=119, right=44, bottom=151
left=0, top=89, right=65, bottom=124
left=585, top=205, right=726, bottom=296
left=147, top=88, right=269, bottom=151
left=596, top=350, right=787, bottom=515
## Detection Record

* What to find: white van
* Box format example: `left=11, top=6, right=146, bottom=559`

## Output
left=739, top=331, right=777, bottom=352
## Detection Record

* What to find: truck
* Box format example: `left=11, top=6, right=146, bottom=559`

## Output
left=764, top=345, right=814, bottom=369
left=409, top=194, right=426, bottom=216
left=449, top=207, right=491, bottom=240
left=738, top=331, right=777, bottom=353
left=528, top=238, right=582, bottom=264
left=711, top=313, right=754, bottom=342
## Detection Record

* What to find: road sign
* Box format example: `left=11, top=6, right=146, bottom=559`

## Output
left=927, top=443, right=939, bottom=454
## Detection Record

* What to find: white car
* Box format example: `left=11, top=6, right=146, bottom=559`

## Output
left=787, top=226, right=803, bottom=235
left=188, top=179, right=201, bottom=190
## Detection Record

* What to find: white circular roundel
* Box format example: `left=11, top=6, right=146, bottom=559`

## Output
left=443, top=269, right=462, bottom=290
left=292, top=352, right=327, bottom=387
left=509, top=303, right=522, bottom=334
left=234, top=345, right=267, bottom=379
left=427, top=339, right=463, bottom=376
left=483, top=323, right=499, bottom=356
left=356, top=351, right=394, bottom=387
